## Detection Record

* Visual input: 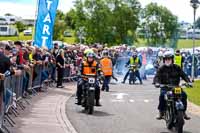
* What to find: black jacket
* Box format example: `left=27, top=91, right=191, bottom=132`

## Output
left=154, top=64, right=190, bottom=86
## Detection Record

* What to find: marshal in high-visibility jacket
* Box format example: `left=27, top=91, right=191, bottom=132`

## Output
left=130, top=57, right=139, bottom=68
left=100, top=57, right=113, bottom=76
left=82, top=60, right=98, bottom=75
left=174, top=55, right=182, bottom=68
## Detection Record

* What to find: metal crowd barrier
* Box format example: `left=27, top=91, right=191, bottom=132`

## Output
left=0, top=62, right=78, bottom=133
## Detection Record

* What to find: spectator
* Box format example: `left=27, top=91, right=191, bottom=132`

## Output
left=56, top=49, right=65, bottom=88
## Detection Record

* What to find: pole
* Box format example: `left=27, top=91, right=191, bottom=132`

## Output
left=192, top=7, right=196, bottom=81
left=32, top=0, right=39, bottom=42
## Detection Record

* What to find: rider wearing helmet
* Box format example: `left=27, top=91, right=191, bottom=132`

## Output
left=76, top=52, right=101, bottom=106
left=122, top=51, right=142, bottom=84
left=154, top=51, right=191, bottom=120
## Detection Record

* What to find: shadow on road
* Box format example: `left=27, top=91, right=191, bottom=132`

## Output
left=78, top=110, right=114, bottom=117
left=160, top=130, right=193, bottom=133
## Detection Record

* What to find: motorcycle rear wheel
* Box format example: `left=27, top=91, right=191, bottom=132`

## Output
left=165, top=107, right=173, bottom=130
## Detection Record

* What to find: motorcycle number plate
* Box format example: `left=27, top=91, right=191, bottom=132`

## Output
left=174, top=87, right=182, bottom=94
left=89, top=87, right=95, bottom=90
left=88, top=78, right=95, bottom=84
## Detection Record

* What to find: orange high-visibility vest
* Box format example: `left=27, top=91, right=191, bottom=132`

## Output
left=82, top=61, right=97, bottom=75
left=100, top=58, right=113, bottom=76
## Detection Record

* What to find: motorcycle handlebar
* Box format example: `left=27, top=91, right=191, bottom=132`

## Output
left=155, top=83, right=192, bottom=88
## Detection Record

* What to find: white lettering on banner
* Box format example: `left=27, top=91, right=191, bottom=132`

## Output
left=39, top=0, right=54, bottom=47
left=46, top=0, right=53, bottom=10
left=43, top=24, right=50, bottom=35
left=43, top=13, right=51, bottom=23
left=42, top=36, right=48, bottom=47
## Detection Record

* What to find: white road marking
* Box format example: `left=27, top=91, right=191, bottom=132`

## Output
left=111, top=99, right=125, bottom=102
left=144, top=99, right=149, bottom=103
left=129, top=99, right=135, bottom=103
left=111, top=93, right=128, bottom=100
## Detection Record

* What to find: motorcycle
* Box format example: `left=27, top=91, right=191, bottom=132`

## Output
left=81, top=74, right=97, bottom=114
left=128, top=64, right=137, bottom=84
left=156, top=83, right=192, bottom=133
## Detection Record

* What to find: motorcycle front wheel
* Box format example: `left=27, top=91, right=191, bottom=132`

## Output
left=87, top=90, right=95, bottom=114
left=165, top=106, right=173, bottom=130
left=176, top=111, right=185, bottom=133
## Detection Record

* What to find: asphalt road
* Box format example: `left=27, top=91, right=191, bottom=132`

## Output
left=66, top=79, right=200, bottom=133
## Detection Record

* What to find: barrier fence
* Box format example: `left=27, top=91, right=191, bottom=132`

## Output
left=0, top=62, right=77, bottom=133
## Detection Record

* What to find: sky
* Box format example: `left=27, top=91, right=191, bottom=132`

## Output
left=0, top=0, right=199, bottom=23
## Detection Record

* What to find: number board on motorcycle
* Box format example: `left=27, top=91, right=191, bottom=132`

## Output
left=174, top=87, right=182, bottom=94
left=88, top=78, right=95, bottom=84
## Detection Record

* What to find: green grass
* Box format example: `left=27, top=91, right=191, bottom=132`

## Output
left=177, top=39, right=200, bottom=49
left=64, top=36, right=76, bottom=44
left=1, top=33, right=200, bottom=49
left=0, top=35, right=32, bottom=41
left=185, top=80, right=200, bottom=106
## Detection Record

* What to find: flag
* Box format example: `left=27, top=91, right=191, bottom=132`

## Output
left=34, top=0, right=59, bottom=49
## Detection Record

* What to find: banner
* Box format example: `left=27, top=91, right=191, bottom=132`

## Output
left=34, top=0, right=59, bottom=49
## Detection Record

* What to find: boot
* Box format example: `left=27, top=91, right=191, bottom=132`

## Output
left=184, top=112, right=191, bottom=120
left=95, top=100, right=102, bottom=106
left=156, top=111, right=164, bottom=120
left=75, top=98, right=82, bottom=105
left=121, top=81, right=125, bottom=84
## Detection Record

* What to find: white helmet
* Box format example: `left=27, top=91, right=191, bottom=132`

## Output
left=163, top=51, right=174, bottom=59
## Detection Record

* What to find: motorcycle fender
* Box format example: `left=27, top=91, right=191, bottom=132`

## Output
left=175, top=101, right=184, bottom=110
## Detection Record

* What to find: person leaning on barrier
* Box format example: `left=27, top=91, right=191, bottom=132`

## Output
left=76, top=52, right=102, bottom=106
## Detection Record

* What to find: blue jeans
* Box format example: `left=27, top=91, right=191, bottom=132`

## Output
left=102, top=76, right=111, bottom=91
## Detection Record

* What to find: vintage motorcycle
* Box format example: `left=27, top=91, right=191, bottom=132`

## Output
left=156, top=83, right=192, bottom=133
left=81, top=74, right=97, bottom=114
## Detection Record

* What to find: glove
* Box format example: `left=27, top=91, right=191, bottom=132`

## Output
left=187, top=82, right=193, bottom=88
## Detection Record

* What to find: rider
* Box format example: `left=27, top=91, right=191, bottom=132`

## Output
left=76, top=52, right=101, bottom=106
left=125, top=51, right=142, bottom=84
left=154, top=51, right=191, bottom=120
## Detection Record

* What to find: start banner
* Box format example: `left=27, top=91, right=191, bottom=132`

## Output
left=34, top=0, right=59, bottom=49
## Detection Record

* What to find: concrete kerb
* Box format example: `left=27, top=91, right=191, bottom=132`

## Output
left=188, top=101, right=200, bottom=117
left=56, top=92, right=78, bottom=133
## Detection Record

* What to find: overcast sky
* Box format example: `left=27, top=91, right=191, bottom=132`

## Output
left=0, top=0, right=199, bottom=23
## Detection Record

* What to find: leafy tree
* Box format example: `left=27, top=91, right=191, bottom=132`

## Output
left=195, top=17, right=200, bottom=29
left=53, top=10, right=66, bottom=40
left=15, top=21, right=26, bottom=32
left=73, top=0, right=141, bottom=45
left=65, top=9, right=76, bottom=30
left=142, top=3, right=179, bottom=47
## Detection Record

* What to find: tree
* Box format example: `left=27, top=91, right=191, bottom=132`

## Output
left=142, top=3, right=179, bottom=47
left=195, top=17, right=200, bottom=29
left=15, top=21, right=26, bottom=33
left=53, top=10, right=66, bottom=40
left=73, top=0, right=141, bottom=45
left=65, top=9, right=76, bottom=30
